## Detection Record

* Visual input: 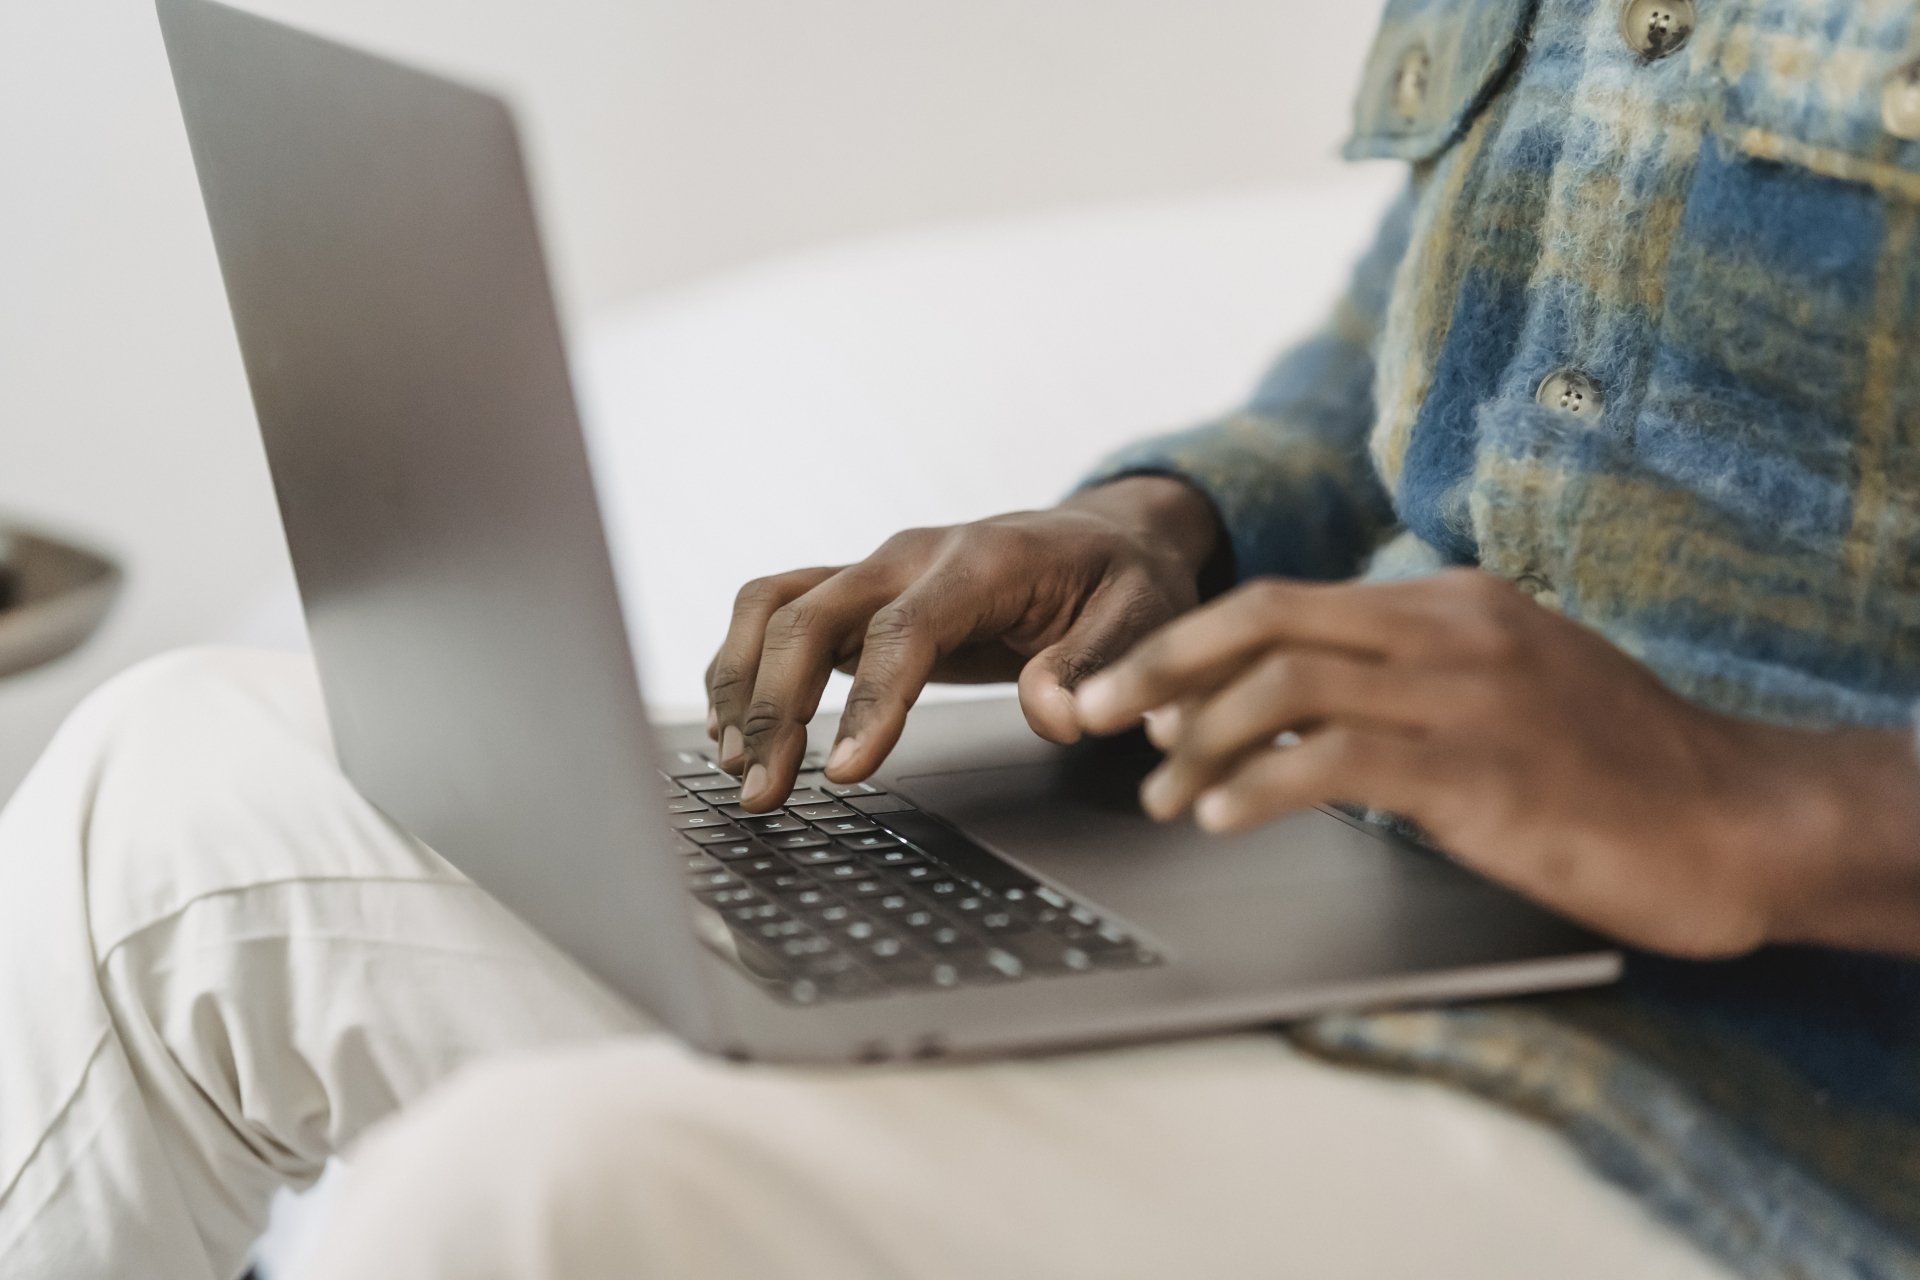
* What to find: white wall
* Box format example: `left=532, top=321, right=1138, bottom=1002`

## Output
left=0, top=0, right=1382, bottom=794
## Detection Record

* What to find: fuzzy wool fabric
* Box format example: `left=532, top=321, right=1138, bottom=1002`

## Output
left=1085, top=0, right=1920, bottom=1274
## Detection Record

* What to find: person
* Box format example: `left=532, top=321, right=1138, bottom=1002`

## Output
left=7, top=0, right=1920, bottom=1276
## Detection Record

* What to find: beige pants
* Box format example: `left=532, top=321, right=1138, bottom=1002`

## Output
left=0, top=648, right=1728, bottom=1280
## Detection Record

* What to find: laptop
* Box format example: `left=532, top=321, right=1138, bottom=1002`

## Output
left=156, top=0, right=1618, bottom=1064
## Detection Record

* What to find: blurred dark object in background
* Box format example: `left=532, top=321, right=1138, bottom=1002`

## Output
left=0, top=524, right=122, bottom=678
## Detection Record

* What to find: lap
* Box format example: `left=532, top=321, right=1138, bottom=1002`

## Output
left=296, top=1032, right=1730, bottom=1280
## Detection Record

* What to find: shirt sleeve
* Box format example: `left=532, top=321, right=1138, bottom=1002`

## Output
left=1076, top=182, right=1415, bottom=584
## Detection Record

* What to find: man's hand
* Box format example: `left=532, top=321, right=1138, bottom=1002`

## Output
left=707, top=476, right=1222, bottom=811
left=1074, top=569, right=1920, bottom=960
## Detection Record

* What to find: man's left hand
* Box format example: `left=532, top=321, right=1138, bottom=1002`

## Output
left=1073, top=569, right=1885, bottom=959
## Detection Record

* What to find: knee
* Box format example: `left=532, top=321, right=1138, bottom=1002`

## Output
left=316, top=1044, right=795, bottom=1276
left=40, top=647, right=400, bottom=930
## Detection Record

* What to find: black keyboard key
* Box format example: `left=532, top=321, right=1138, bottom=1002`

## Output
left=682, top=773, right=739, bottom=793
left=898, top=864, right=941, bottom=883
left=920, top=925, right=984, bottom=954
left=814, top=863, right=874, bottom=884
left=979, top=911, right=1027, bottom=934
left=689, top=870, right=738, bottom=892
left=813, top=816, right=880, bottom=836
left=783, top=790, right=832, bottom=808
left=848, top=794, right=916, bottom=815
left=822, top=780, right=882, bottom=798
left=780, top=935, right=835, bottom=960
left=790, top=802, right=854, bottom=821
left=810, top=903, right=857, bottom=926
left=839, top=919, right=897, bottom=945
left=922, top=878, right=965, bottom=900
left=787, top=886, right=836, bottom=910
left=716, top=803, right=755, bottom=819
left=683, top=853, right=721, bottom=874
left=865, top=847, right=925, bottom=868
left=702, top=841, right=764, bottom=862
left=789, top=846, right=854, bottom=866
left=900, top=909, right=944, bottom=932
left=768, top=831, right=833, bottom=852
left=684, top=825, right=750, bottom=845
left=728, top=902, right=783, bottom=924
left=670, top=810, right=731, bottom=830
left=734, top=856, right=791, bottom=879
left=761, top=873, right=815, bottom=897
left=664, top=750, right=721, bottom=778
left=840, top=878, right=890, bottom=899
left=700, top=788, right=745, bottom=806
left=743, top=815, right=807, bottom=835
left=876, top=812, right=1038, bottom=894
left=838, top=832, right=903, bottom=852
left=664, top=796, right=709, bottom=814
left=754, top=918, right=811, bottom=941
left=702, top=886, right=759, bottom=908
left=872, top=892, right=915, bottom=914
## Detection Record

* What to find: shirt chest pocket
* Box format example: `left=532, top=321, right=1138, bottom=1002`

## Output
left=1704, top=6, right=1920, bottom=202
left=1344, top=0, right=1536, bottom=162
left=1653, top=2, right=1920, bottom=576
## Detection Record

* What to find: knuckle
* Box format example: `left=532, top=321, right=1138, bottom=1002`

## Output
left=1050, top=647, right=1105, bottom=690
left=705, top=661, right=749, bottom=702
left=732, top=577, right=780, bottom=613
left=739, top=701, right=789, bottom=746
left=765, top=600, right=818, bottom=644
left=864, top=601, right=918, bottom=647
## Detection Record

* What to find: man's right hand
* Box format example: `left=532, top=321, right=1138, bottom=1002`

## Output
left=705, top=475, right=1225, bottom=810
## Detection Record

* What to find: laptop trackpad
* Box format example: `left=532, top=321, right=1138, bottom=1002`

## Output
left=894, top=756, right=1446, bottom=931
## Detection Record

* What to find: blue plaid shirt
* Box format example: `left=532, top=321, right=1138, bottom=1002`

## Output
left=1090, top=0, right=1920, bottom=733
left=1086, top=1, right=1920, bottom=1273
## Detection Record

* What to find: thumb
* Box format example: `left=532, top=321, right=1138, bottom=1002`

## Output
left=1017, top=580, right=1174, bottom=744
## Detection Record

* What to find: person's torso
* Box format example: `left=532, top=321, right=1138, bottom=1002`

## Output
left=1353, top=0, right=1920, bottom=727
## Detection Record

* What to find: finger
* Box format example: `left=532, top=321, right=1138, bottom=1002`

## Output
left=707, top=568, right=836, bottom=769
left=827, top=565, right=997, bottom=781
left=1186, top=725, right=1438, bottom=835
left=1075, top=579, right=1418, bottom=734
left=1017, top=572, right=1182, bottom=745
left=736, top=568, right=900, bottom=808
left=1140, top=651, right=1437, bottom=819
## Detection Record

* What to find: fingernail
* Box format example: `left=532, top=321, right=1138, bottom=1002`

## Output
left=1195, top=789, right=1235, bottom=832
left=719, top=725, right=744, bottom=769
left=826, top=738, right=860, bottom=777
left=1140, top=769, right=1181, bottom=820
left=743, top=763, right=770, bottom=804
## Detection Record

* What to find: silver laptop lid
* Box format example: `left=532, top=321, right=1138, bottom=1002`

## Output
left=157, top=0, right=719, bottom=1038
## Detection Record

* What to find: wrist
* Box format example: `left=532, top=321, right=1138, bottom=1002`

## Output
left=1744, top=723, right=1920, bottom=956
left=1065, top=475, right=1227, bottom=589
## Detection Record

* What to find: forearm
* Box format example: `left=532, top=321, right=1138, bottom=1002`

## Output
left=1751, top=724, right=1920, bottom=957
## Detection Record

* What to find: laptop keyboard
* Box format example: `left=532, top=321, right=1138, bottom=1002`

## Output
left=661, top=749, right=1160, bottom=1004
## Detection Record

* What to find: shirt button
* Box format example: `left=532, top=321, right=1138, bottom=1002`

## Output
left=1884, top=60, right=1920, bottom=142
left=1535, top=368, right=1605, bottom=420
left=1514, top=572, right=1560, bottom=608
left=1620, top=0, right=1695, bottom=61
left=1393, top=46, right=1430, bottom=121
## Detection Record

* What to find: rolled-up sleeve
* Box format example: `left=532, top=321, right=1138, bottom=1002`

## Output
left=1078, top=183, right=1414, bottom=583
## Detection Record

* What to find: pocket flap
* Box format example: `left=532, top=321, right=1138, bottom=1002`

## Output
left=1345, top=0, right=1535, bottom=162
left=1702, top=3, right=1920, bottom=200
